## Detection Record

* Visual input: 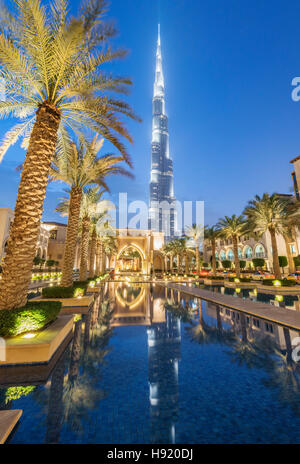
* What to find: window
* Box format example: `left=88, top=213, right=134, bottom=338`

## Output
left=290, top=244, right=296, bottom=254
left=227, top=249, right=234, bottom=261
left=244, top=246, right=253, bottom=259
left=238, top=248, right=242, bottom=259
left=253, top=318, right=260, bottom=328
left=255, top=244, right=265, bottom=258
left=220, top=250, right=226, bottom=260
left=265, top=322, right=273, bottom=333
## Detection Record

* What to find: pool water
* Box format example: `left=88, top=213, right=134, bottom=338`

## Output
left=194, top=283, right=300, bottom=310
left=2, top=283, right=300, bottom=444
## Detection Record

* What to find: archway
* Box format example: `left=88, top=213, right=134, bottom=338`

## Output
left=117, top=245, right=144, bottom=272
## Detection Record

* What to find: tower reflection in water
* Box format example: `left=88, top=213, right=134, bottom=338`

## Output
left=147, top=287, right=181, bottom=444
left=109, top=283, right=182, bottom=443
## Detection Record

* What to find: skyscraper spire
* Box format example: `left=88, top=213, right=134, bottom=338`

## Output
left=154, top=24, right=164, bottom=98
left=149, top=25, right=176, bottom=239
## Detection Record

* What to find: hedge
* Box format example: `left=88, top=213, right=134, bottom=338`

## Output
left=262, top=279, right=298, bottom=287
left=0, top=301, right=61, bottom=338
left=228, top=277, right=251, bottom=283
left=42, top=284, right=86, bottom=298
left=205, top=276, right=224, bottom=280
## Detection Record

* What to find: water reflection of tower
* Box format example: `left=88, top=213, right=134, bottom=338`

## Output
left=147, top=295, right=181, bottom=444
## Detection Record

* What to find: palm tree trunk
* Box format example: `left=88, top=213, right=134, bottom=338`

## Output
left=269, top=227, right=281, bottom=279
left=100, top=243, right=105, bottom=273
left=195, top=245, right=200, bottom=274
left=0, top=103, right=61, bottom=310
left=88, top=229, right=97, bottom=278
left=95, top=239, right=101, bottom=276
left=170, top=254, right=173, bottom=273
left=177, top=254, right=180, bottom=273
left=232, top=235, right=240, bottom=278
left=79, top=217, right=90, bottom=281
left=185, top=252, right=189, bottom=274
left=283, top=235, right=295, bottom=274
left=211, top=238, right=217, bottom=276
left=61, top=187, right=82, bottom=287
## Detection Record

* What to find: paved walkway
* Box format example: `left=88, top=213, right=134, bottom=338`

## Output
left=158, top=282, right=300, bottom=330
left=0, top=410, right=22, bottom=444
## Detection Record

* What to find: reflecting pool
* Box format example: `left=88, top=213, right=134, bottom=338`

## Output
left=193, top=283, right=300, bottom=310
left=2, top=283, right=300, bottom=444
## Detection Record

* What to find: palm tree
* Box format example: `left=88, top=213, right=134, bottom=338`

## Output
left=95, top=220, right=114, bottom=276
left=204, top=225, right=220, bottom=276
left=102, top=234, right=117, bottom=270
left=244, top=194, right=288, bottom=279
left=88, top=207, right=113, bottom=278
left=79, top=188, right=105, bottom=281
left=282, top=198, right=300, bottom=273
left=184, top=224, right=203, bottom=274
left=170, top=239, right=186, bottom=274
left=0, top=0, right=139, bottom=309
left=52, top=136, right=131, bottom=286
left=217, top=215, right=245, bottom=278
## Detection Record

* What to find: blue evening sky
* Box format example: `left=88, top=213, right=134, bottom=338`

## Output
left=1, top=0, right=300, bottom=226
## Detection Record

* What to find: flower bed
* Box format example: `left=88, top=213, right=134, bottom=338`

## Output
left=0, top=301, right=62, bottom=338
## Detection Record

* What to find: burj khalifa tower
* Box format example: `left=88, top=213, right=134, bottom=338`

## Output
left=149, top=25, right=177, bottom=240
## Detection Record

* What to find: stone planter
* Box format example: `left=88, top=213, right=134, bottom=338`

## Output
left=0, top=315, right=74, bottom=366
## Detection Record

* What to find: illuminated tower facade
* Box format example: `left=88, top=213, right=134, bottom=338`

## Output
left=149, top=25, right=176, bottom=240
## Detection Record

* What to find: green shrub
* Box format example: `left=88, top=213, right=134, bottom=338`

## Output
left=262, top=279, right=297, bottom=287
left=221, top=260, right=231, bottom=269
left=42, top=286, right=74, bottom=298
left=239, top=260, right=246, bottom=269
left=73, top=280, right=89, bottom=289
left=278, top=256, right=288, bottom=269
left=293, top=255, right=300, bottom=267
left=252, top=258, right=265, bottom=269
left=206, top=276, right=224, bottom=280
left=0, top=301, right=61, bottom=337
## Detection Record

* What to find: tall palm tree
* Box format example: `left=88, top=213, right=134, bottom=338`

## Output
left=57, top=187, right=105, bottom=281
left=78, top=188, right=104, bottom=281
left=88, top=206, right=113, bottom=278
left=95, top=221, right=114, bottom=275
left=217, top=215, right=245, bottom=278
left=170, top=239, right=186, bottom=274
left=0, top=0, right=139, bottom=309
left=101, top=235, right=117, bottom=271
left=184, top=224, right=203, bottom=274
left=204, top=225, right=220, bottom=276
left=52, top=136, right=131, bottom=286
left=282, top=198, right=300, bottom=273
left=244, top=194, right=288, bottom=279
